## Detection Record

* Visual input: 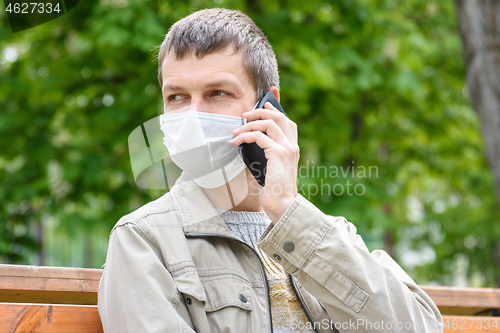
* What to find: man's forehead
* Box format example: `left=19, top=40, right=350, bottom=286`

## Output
left=161, top=47, right=252, bottom=90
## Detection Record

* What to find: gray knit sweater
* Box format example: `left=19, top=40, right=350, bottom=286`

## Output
left=216, top=208, right=315, bottom=333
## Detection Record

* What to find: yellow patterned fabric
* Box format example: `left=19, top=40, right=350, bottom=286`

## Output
left=256, top=246, right=315, bottom=333
left=217, top=208, right=315, bottom=333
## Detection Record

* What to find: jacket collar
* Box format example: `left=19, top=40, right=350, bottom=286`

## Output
left=170, top=172, right=238, bottom=238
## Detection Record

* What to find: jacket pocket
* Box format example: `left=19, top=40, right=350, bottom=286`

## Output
left=203, top=277, right=253, bottom=312
left=202, top=273, right=254, bottom=332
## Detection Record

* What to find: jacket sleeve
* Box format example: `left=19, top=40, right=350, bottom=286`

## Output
left=97, top=222, right=195, bottom=333
left=256, top=193, right=443, bottom=333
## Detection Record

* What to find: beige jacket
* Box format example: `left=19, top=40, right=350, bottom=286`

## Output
left=98, top=174, right=443, bottom=333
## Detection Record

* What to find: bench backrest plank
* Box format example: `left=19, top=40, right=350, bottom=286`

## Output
left=423, top=286, right=500, bottom=315
left=1, top=264, right=500, bottom=332
left=0, top=303, right=103, bottom=333
left=0, top=264, right=100, bottom=305
left=1, top=308, right=498, bottom=333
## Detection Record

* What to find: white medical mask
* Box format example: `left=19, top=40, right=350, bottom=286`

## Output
left=159, top=111, right=247, bottom=189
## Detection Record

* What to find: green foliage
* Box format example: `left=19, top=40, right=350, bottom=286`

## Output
left=0, top=0, right=498, bottom=285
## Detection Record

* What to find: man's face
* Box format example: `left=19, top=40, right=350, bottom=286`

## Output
left=161, top=46, right=257, bottom=116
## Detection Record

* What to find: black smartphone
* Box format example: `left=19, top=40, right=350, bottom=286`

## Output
left=239, top=91, right=288, bottom=186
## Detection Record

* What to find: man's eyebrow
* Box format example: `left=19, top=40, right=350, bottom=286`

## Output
left=162, top=83, right=184, bottom=93
left=202, top=80, right=240, bottom=90
left=162, top=79, right=244, bottom=93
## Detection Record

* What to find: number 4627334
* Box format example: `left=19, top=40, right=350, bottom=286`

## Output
left=5, top=2, right=61, bottom=14
left=443, top=318, right=499, bottom=330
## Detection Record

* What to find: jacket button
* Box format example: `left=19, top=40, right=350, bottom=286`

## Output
left=273, top=254, right=281, bottom=261
left=283, top=241, right=295, bottom=253
left=186, top=297, right=192, bottom=305
left=238, top=293, right=248, bottom=303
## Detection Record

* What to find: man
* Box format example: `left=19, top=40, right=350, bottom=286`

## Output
left=98, top=8, right=443, bottom=333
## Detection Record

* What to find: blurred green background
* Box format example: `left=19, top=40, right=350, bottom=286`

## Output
left=1, top=0, right=499, bottom=287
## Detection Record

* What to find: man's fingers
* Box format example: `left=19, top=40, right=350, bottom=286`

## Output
left=242, top=104, right=286, bottom=122
left=233, top=119, right=288, bottom=145
left=229, top=131, right=277, bottom=151
left=242, top=104, right=296, bottom=143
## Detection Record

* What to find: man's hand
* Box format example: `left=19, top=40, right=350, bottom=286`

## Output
left=229, top=102, right=299, bottom=224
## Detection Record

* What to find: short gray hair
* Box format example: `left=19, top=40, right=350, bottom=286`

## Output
left=157, top=8, right=279, bottom=99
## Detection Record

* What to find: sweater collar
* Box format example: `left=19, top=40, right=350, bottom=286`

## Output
left=170, top=172, right=241, bottom=238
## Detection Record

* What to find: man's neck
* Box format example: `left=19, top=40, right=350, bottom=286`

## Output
left=202, top=168, right=263, bottom=212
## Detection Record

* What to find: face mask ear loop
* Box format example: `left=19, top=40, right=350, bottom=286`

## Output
left=237, top=113, right=247, bottom=157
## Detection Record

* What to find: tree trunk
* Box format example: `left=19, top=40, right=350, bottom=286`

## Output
left=456, top=0, right=500, bottom=208
left=456, top=0, right=500, bottom=286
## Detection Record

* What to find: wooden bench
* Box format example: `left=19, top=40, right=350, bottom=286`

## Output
left=0, top=264, right=103, bottom=332
left=1, top=264, right=499, bottom=332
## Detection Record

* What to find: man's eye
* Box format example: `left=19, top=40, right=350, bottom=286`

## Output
left=168, top=95, right=185, bottom=101
left=212, top=91, right=228, bottom=97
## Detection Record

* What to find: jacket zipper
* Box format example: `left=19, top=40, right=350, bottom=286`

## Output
left=290, top=274, right=321, bottom=333
left=185, top=232, right=273, bottom=333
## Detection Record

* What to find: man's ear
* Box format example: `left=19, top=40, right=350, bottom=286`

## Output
left=270, top=86, right=280, bottom=103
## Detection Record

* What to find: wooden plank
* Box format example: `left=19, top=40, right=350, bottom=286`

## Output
left=443, top=316, right=500, bottom=333
left=2, top=265, right=500, bottom=317
left=0, top=306, right=497, bottom=333
left=422, top=286, right=500, bottom=315
left=0, top=289, right=97, bottom=305
left=0, top=303, right=103, bottom=333
left=0, top=264, right=101, bottom=305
